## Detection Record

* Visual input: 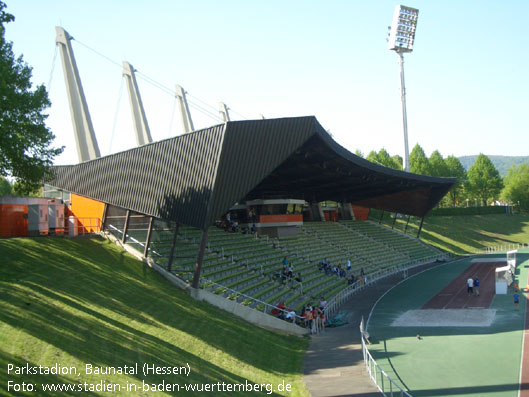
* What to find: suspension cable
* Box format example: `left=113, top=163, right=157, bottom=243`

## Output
left=108, top=76, right=125, bottom=154
left=168, top=95, right=177, bottom=137
left=47, top=45, right=58, bottom=93
left=72, top=38, right=122, bottom=69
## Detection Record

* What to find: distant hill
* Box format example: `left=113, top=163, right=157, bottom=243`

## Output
left=458, top=155, right=529, bottom=177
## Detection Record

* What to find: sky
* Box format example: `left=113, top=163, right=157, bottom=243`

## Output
left=4, top=0, right=529, bottom=166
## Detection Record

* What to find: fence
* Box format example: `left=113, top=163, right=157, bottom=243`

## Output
left=360, top=317, right=412, bottom=397
left=199, top=278, right=303, bottom=322
left=325, top=255, right=445, bottom=319
left=484, top=242, right=528, bottom=254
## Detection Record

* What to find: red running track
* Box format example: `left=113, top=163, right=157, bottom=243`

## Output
left=422, top=262, right=502, bottom=310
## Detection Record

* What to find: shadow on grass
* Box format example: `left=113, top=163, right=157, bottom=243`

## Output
left=0, top=237, right=306, bottom=396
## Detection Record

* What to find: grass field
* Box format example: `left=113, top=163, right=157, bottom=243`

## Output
left=367, top=252, right=529, bottom=397
left=0, top=236, right=309, bottom=396
left=385, top=214, right=529, bottom=255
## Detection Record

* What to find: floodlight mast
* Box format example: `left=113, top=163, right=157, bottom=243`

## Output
left=387, top=5, right=419, bottom=172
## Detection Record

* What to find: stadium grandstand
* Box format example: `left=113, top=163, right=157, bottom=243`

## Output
left=45, top=116, right=455, bottom=331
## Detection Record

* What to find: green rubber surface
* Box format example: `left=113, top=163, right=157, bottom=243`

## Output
left=367, top=251, right=528, bottom=397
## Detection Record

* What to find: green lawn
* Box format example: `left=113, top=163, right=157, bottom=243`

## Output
left=386, top=214, right=529, bottom=255
left=0, top=236, right=309, bottom=396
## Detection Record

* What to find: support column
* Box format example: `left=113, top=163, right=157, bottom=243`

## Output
left=192, top=228, right=209, bottom=289
left=175, top=85, right=194, bottom=133
left=123, top=61, right=152, bottom=146
left=55, top=27, right=101, bottom=162
left=219, top=102, right=230, bottom=122
left=417, top=216, right=425, bottom=239
left=404, top=215, right=411, bottom=234
left=167, top=223, right=180, bottom=273
left=101, top=203, right=109, bottom=232
left=121, top=210, right=131, bottom=244
left=143, top=217, right=154, bottom=258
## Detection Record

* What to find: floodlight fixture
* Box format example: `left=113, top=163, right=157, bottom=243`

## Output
left=387, top=5, right=419, bottom=172
left=388, top=5, right=419, bottom=53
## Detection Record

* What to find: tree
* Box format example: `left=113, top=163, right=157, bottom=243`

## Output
left=0, top=176, right=11, bottom=195
left=429, top=150, right=449, bottom=177
left=409, top=144, right=430, bottom=175
left=501, top=163, right=529, bottom=212
left=467, top=154, right=503, bottom=206
left=0, top=2, right=63, bottom=192
left=444, top=155, right=467, bottom=207
left=366, top=149, right=402, bottom=170
left=354, top=149, right=364, bottom=158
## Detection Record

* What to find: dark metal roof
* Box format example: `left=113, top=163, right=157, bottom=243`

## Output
left=48, top=116, right=455, bottom=229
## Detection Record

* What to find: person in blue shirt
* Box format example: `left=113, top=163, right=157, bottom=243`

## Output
left=514, top=292, right=520, bottom=309
left=474, top=278, right=480, bottom=296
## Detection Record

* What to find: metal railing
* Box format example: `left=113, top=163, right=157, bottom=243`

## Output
left=484, top=242, right=528, bottom=254
left=325, top=255, right=445, bottom=319
left=200, top=278, right=304, bottom=322
left=360, top=317, right=411, bottom=397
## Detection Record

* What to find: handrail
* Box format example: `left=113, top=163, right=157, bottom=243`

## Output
left=360, top=317, right=412, bottom=396
left=325, top=255, right=445, bottom=319
left=199, top=278, right=304, bottom=321
left=484, top=242, right=528, bottom=254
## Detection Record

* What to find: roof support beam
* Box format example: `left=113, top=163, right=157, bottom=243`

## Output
left=192, top=229, right=209, bottom=289
left=123, top=61, right=152, bottom=146
left=167, top=223, right=180, bottom=273
left=175, top=85, right=194, bottom=134
left=219, top=102, right=230, bottom=122
left=55, top=27, right=100, bottom=162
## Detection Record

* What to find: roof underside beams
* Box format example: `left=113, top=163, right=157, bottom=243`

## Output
left=242, top=133, right=455, bottom=217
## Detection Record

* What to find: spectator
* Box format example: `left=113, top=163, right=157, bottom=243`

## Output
left=285, top=308, right=296, bottom=323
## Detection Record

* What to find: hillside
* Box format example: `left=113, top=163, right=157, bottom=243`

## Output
left=379, top=213, right=529, bottom=255
left=458, top=155, right=529, bottom=177
left=0, top=237, right=309, bottom=396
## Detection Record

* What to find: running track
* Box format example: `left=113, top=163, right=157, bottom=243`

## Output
left=422, top=262, right=500, bottom=310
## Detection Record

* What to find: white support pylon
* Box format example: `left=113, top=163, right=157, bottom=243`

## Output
left=219, top=102, right=230, bottom=122
left=55, top=26, right=100, bottom=162
left=123, top=61, right=152, bottom=146
left=175, top=85, right=194, bottom=134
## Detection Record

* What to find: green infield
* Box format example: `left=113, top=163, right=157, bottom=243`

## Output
left=0, top=237, right=309, bottom=396
left=366, top=251, right=528, bottom=397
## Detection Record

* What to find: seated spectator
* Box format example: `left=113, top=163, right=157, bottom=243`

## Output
left=295, top=272, right=302, bottom=283
left=324, top=266, right=330, bottom=275
left=339, top=268, right=346, bottom=278
left=285, top=308, right=296, bottom=323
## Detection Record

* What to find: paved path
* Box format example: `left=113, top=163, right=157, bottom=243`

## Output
left=304, top=263, right=443, bottom=397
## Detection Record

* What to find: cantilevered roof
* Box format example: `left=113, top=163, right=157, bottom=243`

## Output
left=48, top=116, right=455, bottom=229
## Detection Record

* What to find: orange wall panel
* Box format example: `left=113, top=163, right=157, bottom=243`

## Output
left=351, top=205, right=370, bottom=221
left=258, top=214, right=303, bottom=223
left=70, top=194, right=105, bottom=233
left=0, top=204, right=28, bottom=237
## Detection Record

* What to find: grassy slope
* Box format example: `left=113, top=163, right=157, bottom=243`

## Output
left=390, top=214, right=529, bottom=255
left=0, top=237, right=309, bottom=396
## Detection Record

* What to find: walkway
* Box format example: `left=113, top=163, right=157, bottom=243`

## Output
left=304, top=262, right=444, bottom=397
